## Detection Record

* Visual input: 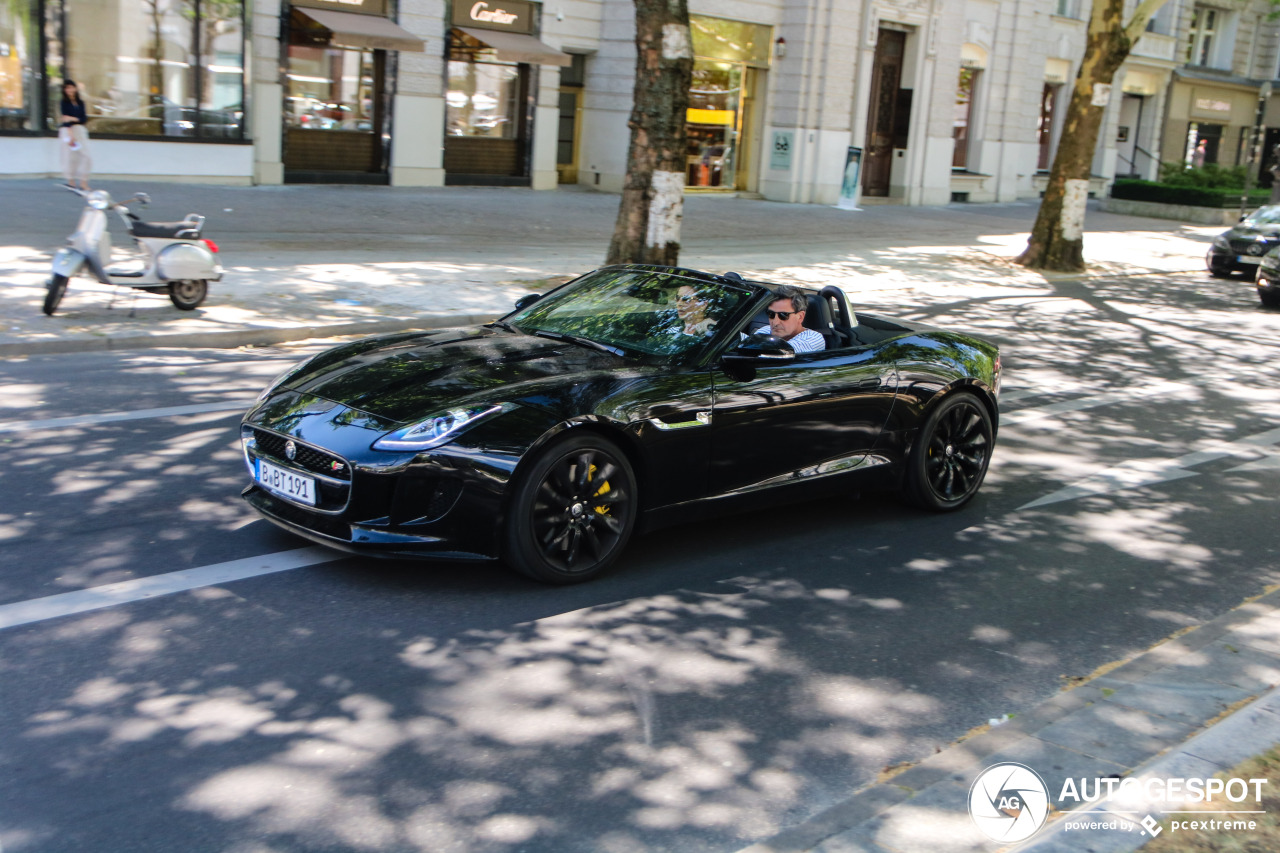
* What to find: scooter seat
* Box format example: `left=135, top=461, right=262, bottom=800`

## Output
left=129, top=220, right=202, bottom=239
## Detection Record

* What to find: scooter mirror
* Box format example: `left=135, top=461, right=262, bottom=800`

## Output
left=136, top=193, right=151, bottom=205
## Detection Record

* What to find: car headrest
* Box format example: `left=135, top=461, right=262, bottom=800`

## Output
left=804, top=293, right=835, bottom=334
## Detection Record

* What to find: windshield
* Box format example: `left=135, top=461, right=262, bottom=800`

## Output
left=506, top=268, right=753, bottom=357
left=1244, top=206, right=1280, bottom=226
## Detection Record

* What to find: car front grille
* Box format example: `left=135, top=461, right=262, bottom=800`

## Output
left=1228, top=239, right=1279, bottom=257
left=248, top=427, right=351, bottom=481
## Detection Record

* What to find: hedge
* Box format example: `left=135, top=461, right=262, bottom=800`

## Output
left=1111, top=179, right=1272, bottom=208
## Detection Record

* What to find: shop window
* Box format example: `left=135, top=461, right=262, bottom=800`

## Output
left=685, top=15, right=770, bottom=191
left=0, top=0, right=39, bottom=130
left=952, top=67, right=979, bottom=170
left=50, top=0, right=244, bottom=139
left=446, top=29, right=521, bottom=139
left=1185, top=121, right=1223, bottom=166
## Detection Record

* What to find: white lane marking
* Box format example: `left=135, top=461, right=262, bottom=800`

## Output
left=1001, top=381, right=1193, bottom=426
left=0, top=547, right=344, bottom=631
left=0, top=401, right=250, bottom=434
left=1020, top=426, right=1280, bottom=509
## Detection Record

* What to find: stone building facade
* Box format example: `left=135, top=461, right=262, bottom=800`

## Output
left=1, top=0, right=1278, bottom=204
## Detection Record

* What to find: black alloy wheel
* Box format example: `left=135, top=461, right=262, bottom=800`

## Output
left=504, top=433, right=637, bottom=584
left=904, top=392, right=993, bottom=511
left=169, top=279, right=208, bottom=310
left=42, top=274, right=69, bottom=316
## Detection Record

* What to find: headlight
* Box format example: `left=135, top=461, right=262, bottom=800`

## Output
left=88, top=190, right=111, bottom=210
left=255, top=355, right=317, bottom=403
left=1213, top=235, right=1231, bottom=250
left=373, top=404, right=513, bottom=451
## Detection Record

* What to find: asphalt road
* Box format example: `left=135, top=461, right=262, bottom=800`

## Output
left=1, top=267, right=1278, bottom=853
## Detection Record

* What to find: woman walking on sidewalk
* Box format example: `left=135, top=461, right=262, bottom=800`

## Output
left=59, top=80, right=91, bottom=191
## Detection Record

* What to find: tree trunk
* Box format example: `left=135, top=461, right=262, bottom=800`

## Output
left=605, top=0, right=693, bottom=266
left=1017, top=0, right=1134, bottom=271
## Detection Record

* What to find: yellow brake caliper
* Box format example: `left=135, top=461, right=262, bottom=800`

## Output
left=589, top=463, right=611, bottom=516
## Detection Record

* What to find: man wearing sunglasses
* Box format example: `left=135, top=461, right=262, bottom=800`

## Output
left=756, top=285, right=825, bottom=353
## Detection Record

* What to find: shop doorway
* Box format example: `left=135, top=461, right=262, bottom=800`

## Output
left=556, top=54, right=585, bottom=184
left=685, top=16, right=770, bottom=193
left=864, top=28, right=906, bottom=197
left=284, top=9, right=388, bottom=183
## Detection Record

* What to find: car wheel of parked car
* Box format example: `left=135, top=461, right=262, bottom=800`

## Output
left=904, top=392, right=993, bottom=511
left=1261, top=290, right=1280, bottom=308
left=1210, top=268, right=1235, bottom=279
left=504, top=433, right=637, bottom=584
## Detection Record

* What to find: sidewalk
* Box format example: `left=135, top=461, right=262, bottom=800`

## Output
left=4, top=181, right=1274, bottom=852
left=0, top=179, right=1217, bottom=356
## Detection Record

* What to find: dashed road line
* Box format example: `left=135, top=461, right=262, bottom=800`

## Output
left=1020, top=425, right=1280, bottom=509
left=0, top=547, right=344, bottom=631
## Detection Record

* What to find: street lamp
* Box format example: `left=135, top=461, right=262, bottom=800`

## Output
left=1241, top=81, right=1273, bottom=219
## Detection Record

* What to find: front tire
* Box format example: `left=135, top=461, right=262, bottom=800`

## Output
left=43, top=274, right=69, bottom=316
left=503, top=433, right=637, bottom=584
left=1261, top=289, right=1280, bottom=308
left=903, top=392, right=993, bottom=511
left=169, top=279, right=207, bottom=310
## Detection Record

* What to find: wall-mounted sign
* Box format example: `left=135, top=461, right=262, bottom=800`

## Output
left=293, top=0, right=388, bottom=17
left=451, top=0, right=534, bottom=34
left=1193, top=97, right=1231, bottom=114
left=770, top=131, right=793, bottom=171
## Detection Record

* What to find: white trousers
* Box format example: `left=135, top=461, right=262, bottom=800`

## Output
left=61, top=124, right=92, bottom=186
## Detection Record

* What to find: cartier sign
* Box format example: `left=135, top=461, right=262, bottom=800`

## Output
left=450, top=0, right=533, bottom=33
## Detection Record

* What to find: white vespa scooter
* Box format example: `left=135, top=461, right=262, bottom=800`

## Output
left=43, top=187, right=222, bottom=316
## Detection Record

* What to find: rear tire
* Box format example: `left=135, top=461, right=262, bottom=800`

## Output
left=169, top=279, right=207, bottom=310
left=903, top=392, right=994, bottom=511
left=503, top=433, right=637, bottom=584
left=43, top=274, right=69, bottom=316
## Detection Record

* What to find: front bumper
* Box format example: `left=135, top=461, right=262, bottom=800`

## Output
left=1207, top=246, right=1264, bottom=274
left=242, top=485, right=496, bottom=561
left=238, top=400, right=515, bottom=563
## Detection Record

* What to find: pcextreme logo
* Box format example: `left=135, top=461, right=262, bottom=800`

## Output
left=968, top=763, right=1051, bottom=843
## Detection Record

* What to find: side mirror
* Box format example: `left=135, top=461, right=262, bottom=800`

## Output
left=722, top=334, right=795, bottom=365
left=513, top=293, right=541, bottom=311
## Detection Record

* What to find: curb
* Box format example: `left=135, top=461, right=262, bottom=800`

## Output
left=734, top=587, right=1280, bottom=853
left=0, top=312, right=502, bottom=358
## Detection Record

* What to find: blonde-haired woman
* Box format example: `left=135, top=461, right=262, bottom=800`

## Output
left=59, top=80, right=91, bottom=190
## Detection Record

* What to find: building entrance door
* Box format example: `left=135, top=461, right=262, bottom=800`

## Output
left=863, top=29, right=906, bottom=197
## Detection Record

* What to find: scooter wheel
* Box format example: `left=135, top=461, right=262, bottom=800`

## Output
left=43, top=274, right=69, bottom=316
left=169, top=279, right=208, bottom=311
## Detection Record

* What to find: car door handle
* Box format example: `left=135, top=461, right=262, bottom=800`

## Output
left=649, top=411, right=712, bottom=430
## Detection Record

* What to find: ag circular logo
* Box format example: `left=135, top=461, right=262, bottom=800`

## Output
left=968, top=762, right=1051, bottom=843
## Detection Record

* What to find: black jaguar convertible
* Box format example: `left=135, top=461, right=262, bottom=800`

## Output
left=241, top=265, right=1001, bottom=583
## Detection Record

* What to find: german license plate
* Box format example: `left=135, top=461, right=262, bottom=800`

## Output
left=1237, top=255, right=1262, bottom=264
left=255, top=458, right=316, bottom=506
